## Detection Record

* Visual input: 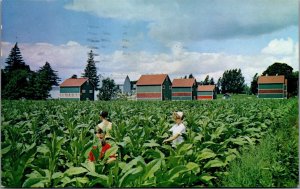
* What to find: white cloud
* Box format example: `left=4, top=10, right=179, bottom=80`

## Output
left=65, top=0, right=298, bottom=44
left=261, top=37, right=294, bottom=55
left=2, top=38, right=298, bottom=86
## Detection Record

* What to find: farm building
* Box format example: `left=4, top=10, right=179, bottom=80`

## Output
left=257, top=75, right=287, bottom=98
left=60, top=78, right=94, bottom=100
left=172, top=78, right=197, bottom=100
left=197, top=85, right=217, bottom=100
left=123, top=75, right=131, bottom=94
left=122, top=75, right=137, bottom=95
left=136, top=74, right=172, bottom=100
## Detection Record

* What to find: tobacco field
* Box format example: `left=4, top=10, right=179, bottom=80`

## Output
left=1, top=99, right=298, bottom=187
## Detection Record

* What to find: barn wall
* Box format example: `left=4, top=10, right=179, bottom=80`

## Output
left=258, top=83, right=284, bottom=99
left=60, top=87, right=80, bottom=100
left=137, top=85, right=162, bottom=100
left=80, top=82, right=94, bottom=101
left=172, top=87, right=192, bottom=100
left=197, top=91, right=214, bottom=100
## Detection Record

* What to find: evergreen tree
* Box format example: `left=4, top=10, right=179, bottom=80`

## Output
left=250, top=73, right=258, bottom=95
left=209, top=77, right=215, bottom=85
left=216, top=77, right=222, bottom=94
left=82, top=50, right=99, bottom=89
left=188, top=73, right=194, bottom=78
left=203, top=75, right=210, bottom=85
left=2, top=43, right=31, bottom=99
left=98, top=78, right=120, bottom=101
left=4, top=43, right=30, bottom=72
left=30, top=62, right=60, bottom=99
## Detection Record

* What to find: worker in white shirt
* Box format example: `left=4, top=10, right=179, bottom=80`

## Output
left=163, top=111, right=186, bottom=147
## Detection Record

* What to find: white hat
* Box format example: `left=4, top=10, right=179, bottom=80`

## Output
left=176, top=111, right=183, bottom=119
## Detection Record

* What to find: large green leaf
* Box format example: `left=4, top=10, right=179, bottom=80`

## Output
left=120, top=156, right=144, bottom=175
left=143, top=139, right=160, bottom=148
left=143, top=159, right=161, bottom=180
left=199, top=173, right=217, bottom=183
left=167, top=165, right=188, bottom=181
left=81, top=161, right=95, bottom=173
left=64, top=167, right=87, bottom=176
left=104, top=146, right=118, bottom=160
left=22, top=177, right=47, bottom=187
left=197, top=148, right=216, bottom=161
left=204, top=159, right=226, bottom=169
left=119, top=166, right=144, bottom=187
left=186, top=162, right=200, bottom=174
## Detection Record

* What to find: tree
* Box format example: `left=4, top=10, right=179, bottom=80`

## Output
left=203, top=75, right=210, bottom=85
left=71, top=74, right=78, bottom=79
left=262, top=62, right=293, bottom=78
left=220, top=69, right=245, bottom=94
left=209, top=77, right=215, bottom=85
left=2, top=43, right=31, bottom=99
left=4, top=43, right=30, bottom=72
left=216, top=77, right=222, bottom=94
left=250, top=73, right=258, bottom=95
left=262, top=62, right=297, bottom=96
left=188, top=73, right=194, bottom=78
left=82, top=50, right=99, bottom=90
left=29, top=62, right=60, bottom=99
left=98, top=78, right=120, bottom=101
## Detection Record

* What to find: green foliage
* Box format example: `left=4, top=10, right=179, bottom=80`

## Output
left=220, top=69, right=245, bottom=94
left=1, top=99, right=298, bottom=187
left=250, top=73, right=258, bottom=95
left=82, top=50, right=99, bottom=89
left=2, top=43, right=60, bottom=100
left=98, top=77, right=121, bottom=100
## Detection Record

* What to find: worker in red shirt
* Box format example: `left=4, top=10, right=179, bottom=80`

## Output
left=88, top=128, right=116, bottom=163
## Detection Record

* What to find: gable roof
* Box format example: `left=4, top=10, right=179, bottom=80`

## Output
left=172, top=78, right=196, bottom=87
left=197, top=85, right=215, bottom=91
left=258, top=75, right=285, bottom=84
left=136, top=74, right=168, bottom=86
left=60, top=78, right=88, bottom=87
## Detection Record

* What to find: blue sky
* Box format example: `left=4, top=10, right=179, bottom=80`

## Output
left=2, top=0, right=299, bottom=85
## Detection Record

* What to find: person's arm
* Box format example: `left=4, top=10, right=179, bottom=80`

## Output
left=163, top=133, right=180, bottom=143
left=106, top=157, right=116, bottom=164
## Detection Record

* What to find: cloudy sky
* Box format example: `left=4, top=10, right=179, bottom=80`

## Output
left=2, top=0, right=299, bottom=85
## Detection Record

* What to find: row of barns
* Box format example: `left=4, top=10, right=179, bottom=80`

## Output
left=135, top=74, right=216, bottom=100
left=58, top=74, right=287, bottom=101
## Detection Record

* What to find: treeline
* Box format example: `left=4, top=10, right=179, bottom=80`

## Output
left=1, top=43, right=60, bottom=100
left=2, top=43, right=298, bottom=100
left=185, top=64, right=298, bottom=96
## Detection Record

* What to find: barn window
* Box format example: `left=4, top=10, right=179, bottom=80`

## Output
left=89, top=90, right=93, bottom=93
left=82, top=90, right=86, bottom=93
left=169, top=86, right=171, bottom=89
left=162, top=85, right=165, bottom=89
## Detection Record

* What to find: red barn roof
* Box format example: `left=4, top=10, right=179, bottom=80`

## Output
left=136, top=74, right=168, bottom=86
left=172, top=78, right=196, bottom=87
left=198, top=85, right=215, bottom=91
left=258, top=75, right=285, bottom=84
left=60, top=78, right=88, bottom=87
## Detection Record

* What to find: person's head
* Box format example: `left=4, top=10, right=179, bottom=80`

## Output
left=173, top=111, right=184, bottom=122
left=99, top=111, right=108, bottom=121
left=95, top=128, right=106, bottom=144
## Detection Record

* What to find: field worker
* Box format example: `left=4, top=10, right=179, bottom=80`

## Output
left=88, top=128, right=116, bottom=163
left=97, top=111, right=112, bottom=139
left=163, top=111, right=186, bottom=147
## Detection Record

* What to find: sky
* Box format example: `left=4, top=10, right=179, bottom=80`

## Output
left=1, top=0, right=299, bottom=85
